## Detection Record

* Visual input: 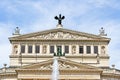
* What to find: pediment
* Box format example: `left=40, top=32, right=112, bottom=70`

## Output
left=18, top=58, right=102, bottom=71
left=9, top=28, right=110, bottom=41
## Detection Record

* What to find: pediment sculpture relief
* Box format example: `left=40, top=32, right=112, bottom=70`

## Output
left=28, top=32, right=90, bottom=40
left=38, top=61, right=78, bottom=70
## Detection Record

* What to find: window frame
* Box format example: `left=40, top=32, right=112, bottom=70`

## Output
left=28, top=45, right=33, bottom=53
left=35, top=45, right=40, bottom=53
left=21, top=45, right=25, bottom=53
left=50, top=46, right=54, bottom=53
left=79, top=46, right=84, bottom=54
left=65, top=46, right=69, bottom=54
left=86, top=46, right=91, bottom=54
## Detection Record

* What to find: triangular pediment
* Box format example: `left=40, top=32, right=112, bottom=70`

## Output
left=17, top=58, right=102, bottom=71
left=9, top=28, right=110, bottom=41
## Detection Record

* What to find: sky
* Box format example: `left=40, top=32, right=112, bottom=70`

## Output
left=0, top=0, right=120, bottom=69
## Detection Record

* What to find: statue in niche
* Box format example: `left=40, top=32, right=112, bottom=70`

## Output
left=14, top=45, right=18, bottom=54
left=72, top=46, right=76, bottom=54
left=101, top=46, right=105, bottom=54
left=43, top=45, right=47, bottom=54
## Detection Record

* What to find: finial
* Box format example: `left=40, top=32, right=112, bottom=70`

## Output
left=4, top=63, right=7, bottom=67
left=112, top=64, right=115, bottom=68
left=13, top=27, right=20, bottom=35
left=54, top=14, right=65, bottom=28
left=99, top=27, right=107, bottom=36
left=3, top=63, right=7, bottom=73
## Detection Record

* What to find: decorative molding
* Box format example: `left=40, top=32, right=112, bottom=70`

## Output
left=26, top=31, right=91, bottom=40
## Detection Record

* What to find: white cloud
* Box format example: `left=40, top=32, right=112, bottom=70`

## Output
left=0, top=0, right=120, bottom=69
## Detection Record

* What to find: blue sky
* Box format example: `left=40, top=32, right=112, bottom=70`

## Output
left=0, top=0, right=120, bottom=69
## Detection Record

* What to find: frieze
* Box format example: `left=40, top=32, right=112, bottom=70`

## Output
left=38, top=61, right=78, bottom=70
left=27, top=32, right=91, bottom=40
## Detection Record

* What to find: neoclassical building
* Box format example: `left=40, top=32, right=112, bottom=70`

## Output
left=0, top=15, right=120, bottom=80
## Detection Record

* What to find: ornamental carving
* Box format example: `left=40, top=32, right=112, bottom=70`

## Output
left=13, top=45, right=18, bottom=54
left=28, top=31, right=89, bottom=40
left=38, top=61, right=78, bottom=70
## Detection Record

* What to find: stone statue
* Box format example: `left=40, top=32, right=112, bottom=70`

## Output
left=54, top=47, right=65, bottom=57
left=54, top=14, right=65, bottom=25
left=14, top=45, right=18, bottom=54
left=101, top=46, right=105, bottom=54
left=99, top=27, right=107, bottom=36
left=13, top=27, right=20, bottom=35
left=43, top=46, right=47, bottom=54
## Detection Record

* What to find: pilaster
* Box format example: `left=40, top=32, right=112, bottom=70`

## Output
left=54, top=45, right=57, bottom=53
left=25, top=44, right=28, bottom=54
left=33, top=44, right=35, bottom=54
left=84, top=45, right=86, bottom=54
left=18, top=44, right=21, bottom=55
left=76, top=45, right=79, bottom=55
left=98, top=45, right=101, bottom=54
left=69, top=45, right=72, bottom=54
left=91, top=45, right=94, bottom=54
left=62, top=45, right=64, bottom=54
left=47, top=44, right=50, bottom=54
left=40, top=45, right=42, bottom=54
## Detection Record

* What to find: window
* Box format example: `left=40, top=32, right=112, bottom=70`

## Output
left=50, top=46, right=54, bottom=53
left=94, top=46, right=98, bottom=54
left=21, top=45, right=25, bottom=53
left=86, top=46, right=91, bottom=54
left=79, top=46, right=84, bottom=54
left=28, top=45, right=32, bottom=53
left=35, top=45, right=40, bottom=53
left=65, top=46, right=69, bottom=53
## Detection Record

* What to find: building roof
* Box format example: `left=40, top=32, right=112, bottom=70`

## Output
left=9, top=28, right=110, bottom=43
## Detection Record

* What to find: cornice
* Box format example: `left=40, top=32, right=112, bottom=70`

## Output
left=9, top=28, right=110, bottom=43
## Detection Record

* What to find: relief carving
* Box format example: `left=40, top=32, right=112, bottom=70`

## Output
left=38, top=61, right=78, bottom=70
left=42, top=45, right=47, bottom=54
left=72, top=46, right=76, bottom=54
left=101, top=46, right=105, bottom=54
left=29, top=31, right=89, bottom=40
left=13, top=45, right=18, bottom=54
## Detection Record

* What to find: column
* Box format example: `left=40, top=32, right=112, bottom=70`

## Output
left=69, top=45, right=72, bottom=54
left=40, top=44, right=42, bottom=54
left=76, top=45, right=79, bottom=55
left=18, top=44, right=21, bottom=55
left=54, top=45, right=57, bottom=53
left=98, top=45, right=101, bottom=55
left=62, top=45, right=64, bottom=54
left=47, top=44, right=50, bottom=54
left=25, top=44, right=28, bottom=54
left=84, top=45, right=86, bottom=54
left=33, top=44, right=35, bottom=54
left=91, top=45, right=94, bottom=54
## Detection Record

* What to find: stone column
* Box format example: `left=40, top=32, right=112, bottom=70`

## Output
left=69, top=45, right=72, bottom=54
left=40, top=44, right=42, bottom=54
left=18, top=44, right=21, bottom=55
left=33, top=44, right=35, bottom=54
left=84, top=45, right=86, bottom=54
left=47, top=44, right=50, bottom=54
left=62, top=45, right=64, bottom=54
left=98, top=45, right=101, bottom=54
left=91, top=45, right=94, bottom=54
left=76, top=45, right=79, bottom=55
left=25, top=44, right=28, bottom=54
left=54, top=45, right=57, bottom=53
